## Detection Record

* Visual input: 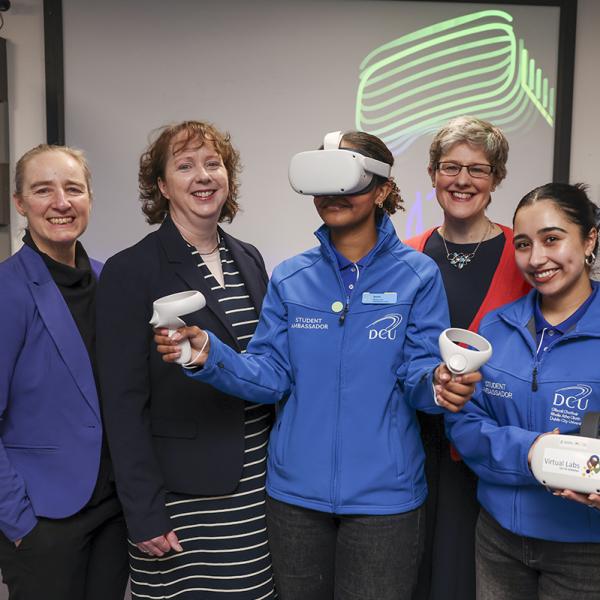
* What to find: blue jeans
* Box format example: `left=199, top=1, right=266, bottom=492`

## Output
left=266, top=495, right=425, bottom=600
left=476, top=509, right=600, bottom=600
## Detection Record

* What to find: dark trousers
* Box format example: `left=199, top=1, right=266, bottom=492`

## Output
left=414, top=413, right=479, bottom=600
left=476, top=509, right=600, bottom=600
left=266, top=494, right=425, bottom=600
left=0, top=494, right=129, bottom=600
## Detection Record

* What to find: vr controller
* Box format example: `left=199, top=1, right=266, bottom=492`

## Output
left=438, top=328, right=493, bottom=375
left=530, top=412, right=600, bottom=494
left=149, top=291, right=206, bottom=365
left=288, top=131, right=392, bottom=196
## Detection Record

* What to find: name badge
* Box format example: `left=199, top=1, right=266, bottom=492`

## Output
left=362, top=292, right=397, bottom=304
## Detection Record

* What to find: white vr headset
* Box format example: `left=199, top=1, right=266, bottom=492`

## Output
left=288, top=131, right=392, bottom=196
left=530, top=412, right=600, bottom=494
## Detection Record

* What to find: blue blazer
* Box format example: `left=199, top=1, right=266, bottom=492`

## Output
left=0, top=245, right=103, bottom=541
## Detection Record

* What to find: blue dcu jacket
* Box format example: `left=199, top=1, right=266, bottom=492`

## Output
left=447, top=285, right=600, bottom=543
left=188, top=215, right=450, bottom=515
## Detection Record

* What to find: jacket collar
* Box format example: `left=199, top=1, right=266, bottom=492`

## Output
left=17, top=245, right=101, bottom=421
left=314, top=213, right=398, bottom=267
left=156, top=214, right=266, bottom=348
left=498, top=282, right=600, bottom=338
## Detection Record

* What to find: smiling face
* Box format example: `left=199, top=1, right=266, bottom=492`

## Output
left=313, top=143, right=391, bottom=237
left=513, top=200, right=597, bottom=304
left=313, top=184, right=385, bottom=232
left=429, top=142, right=497, bottom=224
left=157, top=135, right=229, bottom=231
left=14, top=150, right=91, bottom=263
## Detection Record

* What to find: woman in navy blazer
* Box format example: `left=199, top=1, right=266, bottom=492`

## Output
left=0, top=145, right=128, bottom=600
left=96, top=121, right=276, bottom=599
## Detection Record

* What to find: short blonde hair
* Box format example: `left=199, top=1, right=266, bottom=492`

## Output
left=429, top=116, right=509, bottom=183
left=15, top=144, right=92, bottom=197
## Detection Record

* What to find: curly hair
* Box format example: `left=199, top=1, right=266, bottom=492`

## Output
left=428, top=116, right=509, bottom=184
left=340, top=131, right=404, bottom=215
left=139, top=121, right=241, bottom=224
left=15, top=144, right=92, bottom=198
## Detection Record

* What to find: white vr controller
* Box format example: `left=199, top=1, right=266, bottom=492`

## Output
left=438, top=328, right=493, bottom=375
left=149, top=291, right=206, bottom=364
left=530, top=412, right=600, bottom=495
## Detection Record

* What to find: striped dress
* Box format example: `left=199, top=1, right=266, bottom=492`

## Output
left=129, top=238, right=277, bottom=599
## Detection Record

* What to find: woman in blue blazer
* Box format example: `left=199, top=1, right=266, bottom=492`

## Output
left=0, top=145, right=128, bottom=600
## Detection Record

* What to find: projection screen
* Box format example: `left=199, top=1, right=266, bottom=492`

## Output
left=62, top=0, right=564, bottom=271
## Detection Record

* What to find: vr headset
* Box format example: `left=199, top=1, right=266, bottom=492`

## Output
left=530, top=412, right=600, bottom=494
left=288, top=131, right=392, bottom=196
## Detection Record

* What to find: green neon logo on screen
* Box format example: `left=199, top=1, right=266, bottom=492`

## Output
left=356, top=10, right=554, bottom=155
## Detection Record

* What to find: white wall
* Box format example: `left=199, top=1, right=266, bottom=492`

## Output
left=4, top=0, right=599, bottom=261
left=1, top=0, right=45, bottom=260
left=570, top=0, right=600, bottom=205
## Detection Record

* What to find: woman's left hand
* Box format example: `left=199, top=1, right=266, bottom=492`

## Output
left=555, top=489, right=600, bottom=510
left=433, top=363, right=481, bottom=413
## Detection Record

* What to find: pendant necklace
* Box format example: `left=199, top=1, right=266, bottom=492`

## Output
left=439, top=220, right=492, bottom=270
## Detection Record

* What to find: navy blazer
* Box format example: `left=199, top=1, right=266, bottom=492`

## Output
left=0, top=245, right=103, bottom=541
left=96, top=216, right=269, bottom=542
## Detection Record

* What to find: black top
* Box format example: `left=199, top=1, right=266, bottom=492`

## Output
left=423, top=229, right=505, bottom=330
left=23, top=231, right=96, bottom=357
left=23, top=231, right=114, bottom=506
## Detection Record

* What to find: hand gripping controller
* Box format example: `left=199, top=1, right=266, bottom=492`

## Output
left=530, top=412, right=600, bottom=494
left=149, top=291, right=206, bottom=364
left=438, top=328, right=493, bottom=375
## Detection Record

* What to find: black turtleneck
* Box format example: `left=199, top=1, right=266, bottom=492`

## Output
left=23, top=231, right=97, bottom=360
left=23, top=231, right=115, bottom=507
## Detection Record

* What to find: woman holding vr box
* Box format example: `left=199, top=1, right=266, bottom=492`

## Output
left=153, top=130, right=480, bottom=600
left=446, top=182, right=600, bottom=599
left=407, top=116, right=529, bottom=600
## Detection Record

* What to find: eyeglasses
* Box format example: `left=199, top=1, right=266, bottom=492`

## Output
left=436, top=162, right=494, bottom=179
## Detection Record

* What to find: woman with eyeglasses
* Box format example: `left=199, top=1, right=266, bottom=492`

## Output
left=406, top=116, right=529, bottom=600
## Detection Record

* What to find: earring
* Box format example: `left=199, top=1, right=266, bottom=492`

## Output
left=376, top=200, right=384, bottom=208
left=585, top=252, right=596, bottom=266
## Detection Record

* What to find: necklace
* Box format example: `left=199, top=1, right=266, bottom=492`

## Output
left=439, top=220, right=492, bottom=270
left=197, top=235, right=220, bottom=255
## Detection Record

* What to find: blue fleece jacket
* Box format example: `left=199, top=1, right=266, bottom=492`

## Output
left=188, top=215, right=450, bottom=514
left=446, top=285, right=600, bottom=542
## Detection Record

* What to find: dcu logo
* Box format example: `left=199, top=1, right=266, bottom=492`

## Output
left=367, top=313, right=403, bottom=341
left=553, top=385, right=592, bottom=411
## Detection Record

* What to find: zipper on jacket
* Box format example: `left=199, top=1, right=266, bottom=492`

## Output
left=331, top=297, right=349, bottom=510
left=339, top=296, right=350, bottom=325
left=531, top=327, right=546, bottom=392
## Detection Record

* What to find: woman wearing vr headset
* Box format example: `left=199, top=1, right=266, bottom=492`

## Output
left=96, top=121, right=277, bottom=599
left=153, top=130, right=480, bottom=600
left=446, top=182, right=600, bottom=599
left=406, top=116, right=529, bottom=600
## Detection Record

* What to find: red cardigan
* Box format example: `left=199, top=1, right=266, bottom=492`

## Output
left=405, top=223, right=530, bottom=333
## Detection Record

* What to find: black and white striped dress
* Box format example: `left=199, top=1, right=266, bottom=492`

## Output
left=129, top=238, right=277, bottom=599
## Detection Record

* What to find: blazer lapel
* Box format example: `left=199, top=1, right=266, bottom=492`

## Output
left=222, top=229, right=268, bottom=313
left=20, top=247, right=101, bottom=422
left=156, top=216, right=240, bottom=347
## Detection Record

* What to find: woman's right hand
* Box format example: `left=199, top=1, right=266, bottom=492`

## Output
left=136, top=530, right=183, bottom=557
left=154, top=326, right=210, bottom=366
